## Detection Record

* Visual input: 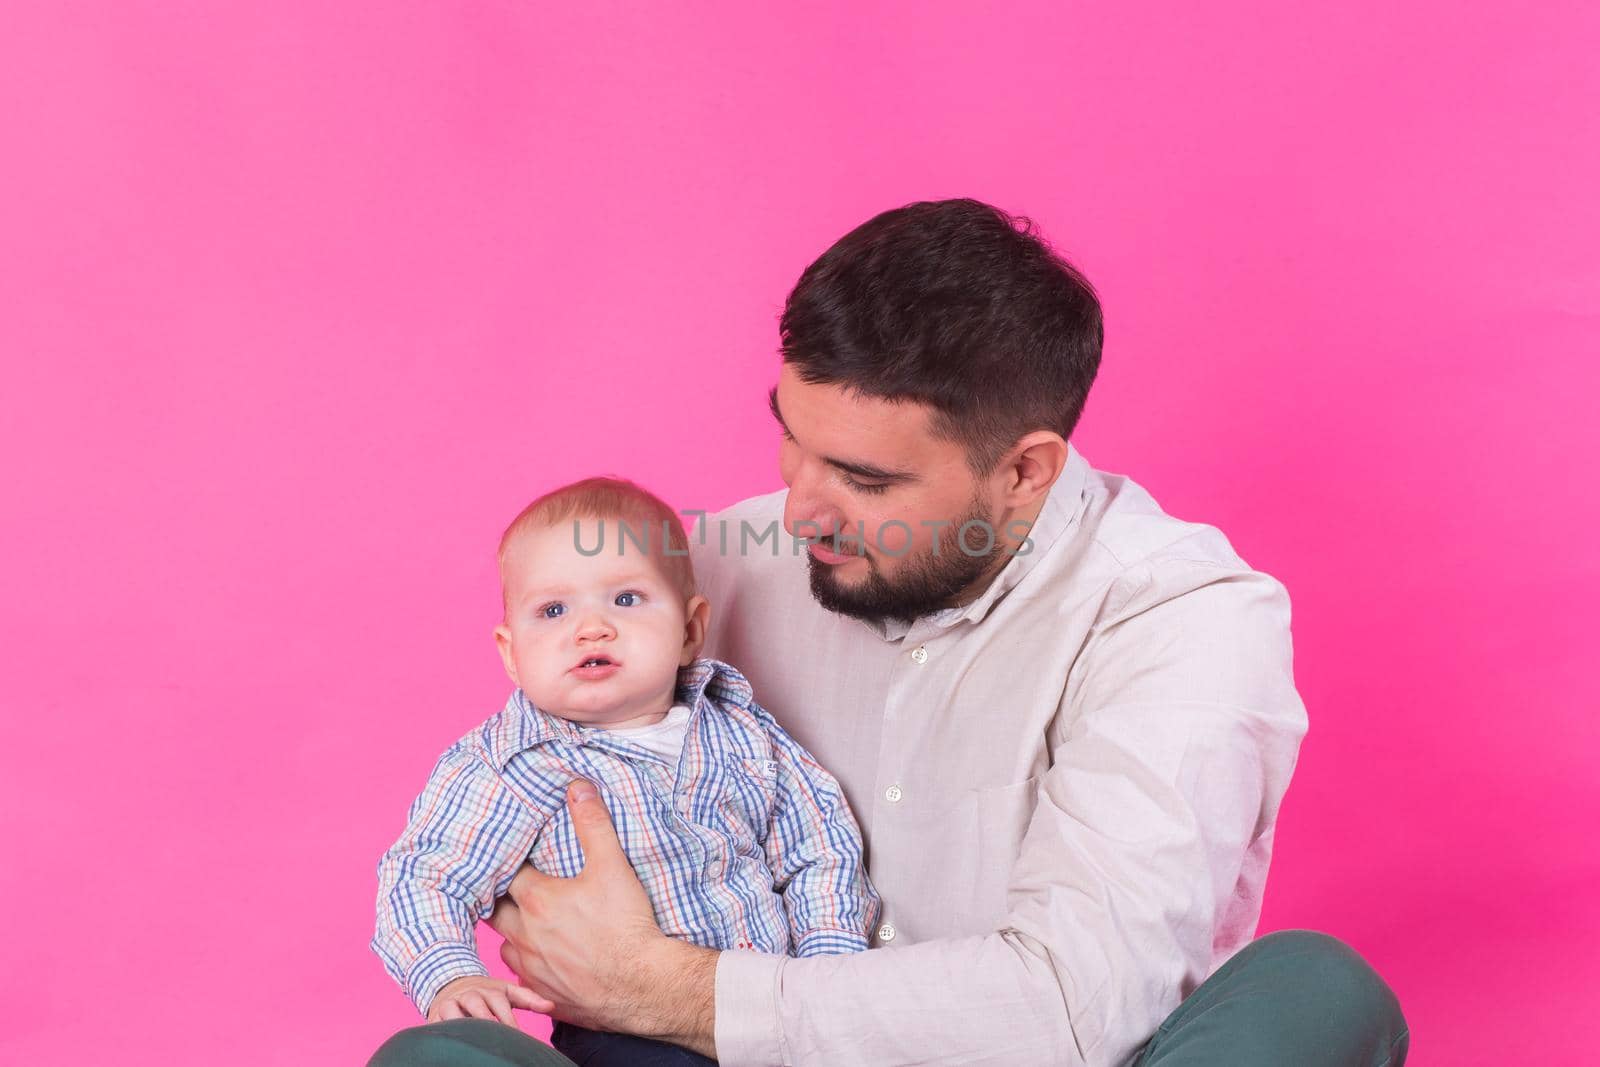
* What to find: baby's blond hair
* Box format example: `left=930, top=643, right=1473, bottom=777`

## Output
left=498, top=477, right=697, bottom=612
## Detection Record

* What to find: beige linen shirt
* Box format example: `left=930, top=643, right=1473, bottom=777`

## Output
left=692, top=444, right=1307, bottom=1067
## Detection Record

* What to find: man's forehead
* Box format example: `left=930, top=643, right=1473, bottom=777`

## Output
left=773, top=367, right=947, bottom=458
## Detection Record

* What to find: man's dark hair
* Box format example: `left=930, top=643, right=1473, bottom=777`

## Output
left=780, top=198, right=1103, bottom=474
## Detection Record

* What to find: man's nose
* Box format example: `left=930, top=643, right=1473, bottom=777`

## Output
left=783, top=484, right=842, bottom=541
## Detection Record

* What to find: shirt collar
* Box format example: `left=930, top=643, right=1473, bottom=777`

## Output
left=483, top=658, right=753, bottom=769
left=866, top=442, right=1092, bottom=642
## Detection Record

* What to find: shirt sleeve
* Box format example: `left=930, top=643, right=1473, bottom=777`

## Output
left=714, top=564, right=1307, bottom=1066
left=372, top=739, right=543, bottom=1015
left=750, top=701, right=883, bottom=958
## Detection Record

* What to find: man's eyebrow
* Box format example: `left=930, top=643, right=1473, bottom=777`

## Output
left=767, top=386, right=916, bottom=484
left=829, top=455, right=914, bottom=483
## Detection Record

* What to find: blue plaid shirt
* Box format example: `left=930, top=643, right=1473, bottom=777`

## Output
left=373, top=658, right=881, bottom=1013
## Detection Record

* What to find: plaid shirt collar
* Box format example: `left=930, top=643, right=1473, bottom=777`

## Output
left=483, top=657, right=751, bottom=770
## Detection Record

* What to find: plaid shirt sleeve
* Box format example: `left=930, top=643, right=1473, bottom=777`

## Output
left=372, top=738, right=542, bottom=1014
left=750, top=701, right=883, bottom=957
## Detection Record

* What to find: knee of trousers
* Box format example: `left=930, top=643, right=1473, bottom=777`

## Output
left=369, top=1022, right=461, bottom=1067
left=1246, top=930, right=1409, bottom=1052
left=368, top=1019, right=537, bottom=1067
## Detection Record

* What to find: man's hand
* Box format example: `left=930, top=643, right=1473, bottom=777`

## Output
left=486, top=779, right=720, bottom=1057
left=427, top=975, right=545, bottom=1026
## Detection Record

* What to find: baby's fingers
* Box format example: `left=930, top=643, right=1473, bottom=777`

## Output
left=483, top=988, right=516, bottom=1026
left=459, top=991, right=498, bottom=1021
left=506, top=984, right=555, bottom=1014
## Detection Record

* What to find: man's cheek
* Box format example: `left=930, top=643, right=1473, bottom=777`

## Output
left=870, top=518, right=916, bottom=558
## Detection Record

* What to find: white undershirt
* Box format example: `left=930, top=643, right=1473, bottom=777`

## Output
left=602, top=703, right=693, bottom=764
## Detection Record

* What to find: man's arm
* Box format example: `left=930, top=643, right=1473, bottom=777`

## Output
left=496, top=566, right=1304, bottom=1066
left=712, top=565, right=1306, bottom=1066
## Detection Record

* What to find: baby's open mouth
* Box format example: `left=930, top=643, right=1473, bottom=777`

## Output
left=572, top=655, right=618, bottom=670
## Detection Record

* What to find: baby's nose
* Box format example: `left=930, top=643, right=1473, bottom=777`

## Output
left=575, top=615, right=616, bottom=640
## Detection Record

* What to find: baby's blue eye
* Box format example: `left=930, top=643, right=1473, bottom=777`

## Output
left=614, top=591, right=641, bottom=607
left=540, top=602, right=566, bottom=619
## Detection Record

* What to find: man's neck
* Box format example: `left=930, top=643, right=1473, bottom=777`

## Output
left=944, top=495, right=1047, bottom=609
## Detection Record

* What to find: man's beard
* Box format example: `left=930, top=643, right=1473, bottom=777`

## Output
left=806, top=497, right=1006, bottom=627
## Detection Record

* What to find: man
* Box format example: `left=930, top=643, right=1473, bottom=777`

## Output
left=372, top=199, right=1408, bottom=1066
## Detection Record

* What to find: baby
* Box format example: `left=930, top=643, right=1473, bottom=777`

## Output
left=373, top=476, right=881, bottom=1066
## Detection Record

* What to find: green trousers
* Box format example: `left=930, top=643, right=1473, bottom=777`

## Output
left=369, top=930, right=1409, bottom=1066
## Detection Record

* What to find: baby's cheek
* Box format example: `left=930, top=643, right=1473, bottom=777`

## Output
left=520, top=638, right=555, bottom=673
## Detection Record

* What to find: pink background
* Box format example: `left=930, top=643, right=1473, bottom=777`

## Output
left=2, top=4, right=1596, bottom=1064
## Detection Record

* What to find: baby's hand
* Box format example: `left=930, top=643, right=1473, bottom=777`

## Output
left=427, top=975, right=545, bottom=1026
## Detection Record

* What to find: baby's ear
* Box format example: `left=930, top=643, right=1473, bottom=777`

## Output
left=493, top=624, right=520, bottom=686
left=680, top=595, right=711, bottom=665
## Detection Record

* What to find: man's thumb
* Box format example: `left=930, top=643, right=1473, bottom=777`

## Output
left=566, top=778, right=624, bottom=871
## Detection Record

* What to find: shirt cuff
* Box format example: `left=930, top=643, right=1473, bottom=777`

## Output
left=714, top=949, right=788, bottom=1067
left=793, top=928, right=870, bottom=957
left=406, top=941, right=491, bottom=1015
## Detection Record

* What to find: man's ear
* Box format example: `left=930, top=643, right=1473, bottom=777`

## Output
left=493, top=624, right=521, bottom=688
left=1000, top=431, right=1069, bottom=508
left=679, top=595, right=711, bottom=666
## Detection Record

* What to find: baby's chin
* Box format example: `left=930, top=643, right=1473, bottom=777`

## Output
left=530, top=687, right=665, bottom=727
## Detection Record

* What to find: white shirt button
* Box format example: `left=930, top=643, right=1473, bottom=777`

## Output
left=884, top=784, right=903, bottom=803
left=910, top=645, right=928, bottom=664
left=877, top=922, right=897, bottom=943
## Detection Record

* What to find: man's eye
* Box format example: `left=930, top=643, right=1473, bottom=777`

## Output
left=843, top=474, right=890, bottom=495
left=540, top=602, right=565, bottom=619
left=614, top=591, right=642, bottom=607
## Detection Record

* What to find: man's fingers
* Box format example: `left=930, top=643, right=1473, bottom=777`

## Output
left=563, top=778, right=627, bottom=874
left=506, top=983, right=556, bottom=1014
left=499, top=940, right=536, bottom=987
left=505, top=862, right=559, bottom=909
left=460, top=991, right=493, bottom=1020
left=436, top=998, right=463, bottom=1021
left=496, top=781, right=627, bottom=910
left=499, top=939, right=518, bottom=971
left=486, top=894, right=520, bottom=936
